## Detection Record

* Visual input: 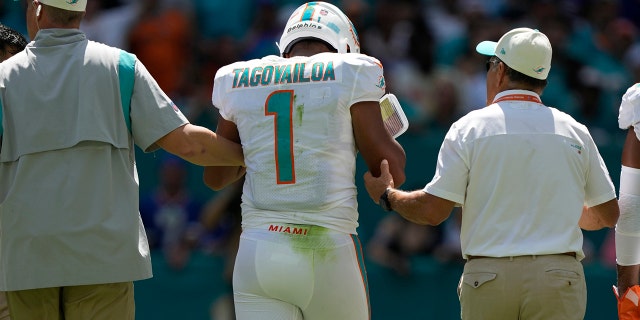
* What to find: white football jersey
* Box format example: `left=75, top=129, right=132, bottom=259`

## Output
left=212, top=52, right=386, bottom=234
left=619, top=83, right=640, bottom=139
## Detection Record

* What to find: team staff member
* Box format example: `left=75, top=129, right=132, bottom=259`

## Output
left=203, top=2, right=406, bottom=319
left=0, top=22, right=26, bottom=320
left=363, top=27, right=619, bottom=320
left=0, top=0, right=244, bottom=319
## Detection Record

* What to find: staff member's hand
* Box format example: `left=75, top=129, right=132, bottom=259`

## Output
left=364, top=159, right=394, bottom=204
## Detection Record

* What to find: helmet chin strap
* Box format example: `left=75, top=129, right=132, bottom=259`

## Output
left=35, top=5, right=42, bottom=33
left=338, top=38, right=348, bottom=54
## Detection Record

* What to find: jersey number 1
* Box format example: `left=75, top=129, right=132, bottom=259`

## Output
left=265, top=90, right=295, bottom=184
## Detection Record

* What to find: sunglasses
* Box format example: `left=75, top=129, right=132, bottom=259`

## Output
left=485, top=56, right=501, bottom=72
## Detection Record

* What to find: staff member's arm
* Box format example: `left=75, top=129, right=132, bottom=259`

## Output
left=157, top=123, right=245, bottom=167
left=363, top=159, right=455, bottom=226
left=203, top=117, right=247, bottom=191
left=578, top=200, right=619, bottom=231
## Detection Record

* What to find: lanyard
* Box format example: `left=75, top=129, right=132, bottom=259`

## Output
left=494, top=94, right=541, bottom=104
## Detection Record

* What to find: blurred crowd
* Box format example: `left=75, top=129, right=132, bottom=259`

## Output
left=1, top=0, right=640, bottom=292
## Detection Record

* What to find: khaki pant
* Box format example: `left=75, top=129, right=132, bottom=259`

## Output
left=0, top=292, right=9, bottom=320
left=458, top=254, right=586, bottom=320
left=5, top=282, right=134, bottom=320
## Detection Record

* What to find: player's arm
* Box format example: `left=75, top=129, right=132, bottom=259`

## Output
left=156, top=123, right=244, bottom=167
left=618, top=265, right=640, bottom=302
left=201, top=178, right=243, bottom=229
left=623, top=128, right=640, bottom=167
left=203, top=116, right=246, bottom=191
left=616, top=128, right=640, bottom=299
left=351, top=100, right=406, bottom=187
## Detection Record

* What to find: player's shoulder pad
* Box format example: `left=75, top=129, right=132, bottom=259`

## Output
left=339, top=52, right=384, bottom=69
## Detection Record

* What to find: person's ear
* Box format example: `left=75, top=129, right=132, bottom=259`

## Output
left=497, top=62, right=508, bottom=84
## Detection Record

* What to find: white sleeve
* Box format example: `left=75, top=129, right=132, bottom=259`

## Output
left=211, top=64, right=235, bottom=122
left=619, top=84, right=640, bottom=141
left=345, top=54, right=386, bottom=104
left=423, top=122, right=468, bottom=205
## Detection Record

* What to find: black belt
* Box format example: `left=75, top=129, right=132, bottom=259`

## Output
left=467, top=252, right=576, bottom=260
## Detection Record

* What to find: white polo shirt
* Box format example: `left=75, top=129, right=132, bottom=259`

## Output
left=424, top=90, right=616, bottom=261
left=619, top=83, right=640, bottom=137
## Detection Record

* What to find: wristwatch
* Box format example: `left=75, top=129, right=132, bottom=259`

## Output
left=379, top=188, right=394, bottom=212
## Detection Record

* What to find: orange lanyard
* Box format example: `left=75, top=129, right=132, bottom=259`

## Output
left=494, top=94, right=541, bottom=103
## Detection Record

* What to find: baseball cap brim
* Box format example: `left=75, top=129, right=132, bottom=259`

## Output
left=37, top=0, right=87, bottom=11
left=476, top=41, right=497, bottom=56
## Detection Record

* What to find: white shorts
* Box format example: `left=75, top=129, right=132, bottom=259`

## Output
left=233, top=223, right=370, bottom=320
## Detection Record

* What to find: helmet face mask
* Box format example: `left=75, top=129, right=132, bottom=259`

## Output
left=277, top=2, right=360, bottom=56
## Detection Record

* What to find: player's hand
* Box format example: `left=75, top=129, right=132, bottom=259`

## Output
left=364, top=159, right=395, bottom=203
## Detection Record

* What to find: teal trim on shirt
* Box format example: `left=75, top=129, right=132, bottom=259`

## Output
left=0, top=97, right=3, bottom=136
left=118, top=51, right=135, bottom=133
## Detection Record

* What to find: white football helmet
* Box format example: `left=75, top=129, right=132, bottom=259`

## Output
left=277, top=2, right=360, bottom=56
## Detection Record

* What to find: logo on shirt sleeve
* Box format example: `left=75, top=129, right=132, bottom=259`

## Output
left=570, top=143, right=582, bottom=154
left=376, top=75, right=386, bottom=89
